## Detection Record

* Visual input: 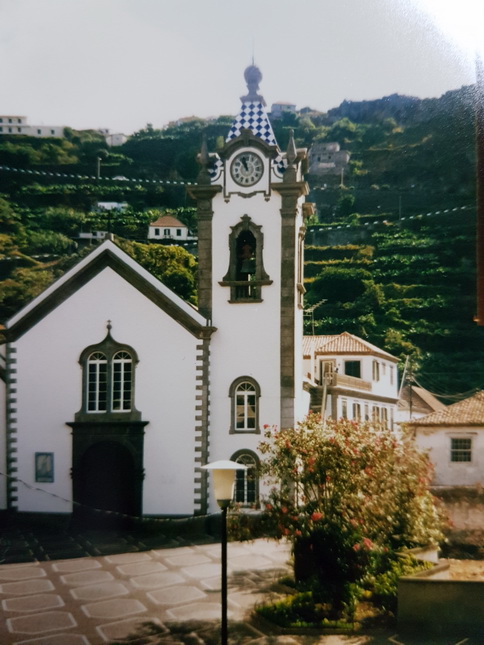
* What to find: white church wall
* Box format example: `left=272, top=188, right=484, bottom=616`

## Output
left=12, top=267, right=200, bottom=516
left=208, top=192, right=283, bottom=464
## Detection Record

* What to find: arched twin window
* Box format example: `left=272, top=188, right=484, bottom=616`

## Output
left=87, top=350, right=133, bottom=412
left=229, top=377, right=261, bottom=433
left=78, top=325, right=139, bottom=421
left=231, top=450, right=260, bottom=507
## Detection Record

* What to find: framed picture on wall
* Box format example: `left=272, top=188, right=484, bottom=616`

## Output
left=35, top=452, right=54, bottom=483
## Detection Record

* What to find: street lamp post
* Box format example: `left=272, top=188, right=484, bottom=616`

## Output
left=202, top=460, right=247, bottom=645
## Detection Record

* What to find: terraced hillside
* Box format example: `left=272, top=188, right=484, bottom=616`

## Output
left=304, top=210, right=484, bottom=398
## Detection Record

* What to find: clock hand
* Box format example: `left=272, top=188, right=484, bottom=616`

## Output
left=241, top=157, right=249, bottom=171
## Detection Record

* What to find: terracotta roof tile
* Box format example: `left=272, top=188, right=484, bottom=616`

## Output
left=149, top=215, right=186, bottom=227
left=303, top=332, right=397, bottom=361
left=409, top=390, right=484, bottom=426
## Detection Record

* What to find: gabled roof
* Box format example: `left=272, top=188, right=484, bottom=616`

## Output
left=6, top=240, right=211, bottom=341
left=398, top=384, right=446, bottom=415
left=149, top=215, right=186, bottom=228
left=408, top=390, right=484, bottom=427
left=303, top=332, right=398, bottom=362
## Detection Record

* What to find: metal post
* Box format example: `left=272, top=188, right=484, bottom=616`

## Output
left=221, top=504, right=228, bottom=645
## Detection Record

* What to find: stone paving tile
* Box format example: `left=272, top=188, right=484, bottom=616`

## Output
left=2, top=593, right=65, bottom=613
left=104, top=551, right=151, bottom=565
left=0, top=565, right=46, bottom=581
left=7, top=610, right=77, bottom=635
left=115, top=560, right=167, bottom=576
left=81, top=597, right=147, bottom=620
left=163, top=552, right=212, bottom=567
left=0, top=578, right=55, bottom=595
left=60, top=569, right=114, bottom=586
left=130, top=570, right=184, bottom=589
left=97, top=616, right=166, bottom=642
left=52, top=559, right=101, bottom=573
left=147, top=584, right=207, bottom=606
left=70, top=581, right=129, bottom=601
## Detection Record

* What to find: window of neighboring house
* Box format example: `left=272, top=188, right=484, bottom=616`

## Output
left=50, top=129, right=55, bottom=135
left=154, top=228, right=160, bottom=236
left=17, top=127, right=21, bottom=133
left=341, top=399, right=348, bottom=419
left=164, top=228, right=170, bottom=235
left=353, top=402, right=361, bottom=420
left=176, top=228, right=182, bottom=236
left=390, top=365, right=394, bottom=385
left=344, top=360, right=361, bottom=378
left=372, top=360, right=380, bottom=381
left=381, top=407, right=388, bottom=428
left=0, top=127, right=3, bottom=132
left=450, top=437, right=472, bottom=462
left=8, top=118, right=12, bottom=123
left=229, top=377, right=261, bottom=433
left=232, top=451, right=259, bottom=506
left=364, top=404, right=369, bottom=420
left=78, top=326, right=139, bottom=420
left=8, top=128, right=12, bottom=133
left=221, top=214, right=271, bottom=302
left=372, top=406, right=380, bottom=422
left=37, top=129, right=42, bottom=135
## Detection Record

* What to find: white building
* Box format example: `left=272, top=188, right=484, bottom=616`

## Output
left=148, top=215, right=195, bottom=242
left=308, top=142, right=350, bottom=177
left=408, top=390, right=484, bottom=487
left=0, top=115, right=64, bottom=138
left=303, top=332, right=399, bottom=428
left=0, top=65, right=312, bottom=523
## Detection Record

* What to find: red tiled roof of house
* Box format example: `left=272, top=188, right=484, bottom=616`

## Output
left=408, top=390, right=484, bottom=426
left=149, top=215, right=186, bottom=228
left=303, top=332, right=397, bottom=362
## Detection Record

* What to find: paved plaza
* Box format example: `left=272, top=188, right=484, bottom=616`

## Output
left=0, top=524, right=480, bottom=644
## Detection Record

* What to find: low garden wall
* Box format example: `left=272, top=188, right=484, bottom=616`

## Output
left=398, top=562, right=484, bottom=635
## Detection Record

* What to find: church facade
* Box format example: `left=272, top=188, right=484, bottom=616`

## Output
left=0, top=66, right=314, bottom=522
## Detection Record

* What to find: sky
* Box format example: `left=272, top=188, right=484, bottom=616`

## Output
left=1, top=0, right=482, bottom=135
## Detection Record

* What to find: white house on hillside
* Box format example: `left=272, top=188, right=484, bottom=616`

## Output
left=303, top=332, right=399, bottom=428
left=148, top=215, right=195, bottom=243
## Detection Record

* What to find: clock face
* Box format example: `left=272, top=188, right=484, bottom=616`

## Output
left=230, top=152, right=264, bottom=186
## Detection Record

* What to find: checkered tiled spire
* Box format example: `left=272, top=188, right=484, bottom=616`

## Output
left=226, top=65, right=279, bottom=147
left=209, top=65, right=285, bottom=181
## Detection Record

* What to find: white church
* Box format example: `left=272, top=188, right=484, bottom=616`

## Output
left=0, top=66, right=399, bottom=526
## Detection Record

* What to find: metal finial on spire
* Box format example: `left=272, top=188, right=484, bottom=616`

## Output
left=107, top=320, right=112, bottom=332
left=241, top=64, right=265, bottom=105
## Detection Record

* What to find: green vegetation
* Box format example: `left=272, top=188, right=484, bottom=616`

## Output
left=256, top=415, right=444, bottom=623
left=0, top=84, right=481, bottom=396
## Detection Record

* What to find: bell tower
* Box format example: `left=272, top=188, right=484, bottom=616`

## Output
left=189, top=66, right=312, bottom=466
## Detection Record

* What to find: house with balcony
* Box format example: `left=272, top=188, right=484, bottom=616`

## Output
left=304, top=332, right=399, bottom=429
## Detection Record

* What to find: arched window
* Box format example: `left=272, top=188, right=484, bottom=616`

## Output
left=231, top=450, right=260, bottom=507
left=220, top=214, right=271, bottom=302
left=229, top=377, right=261, bottom=433
left=77, top=324, right=140, bottom=421
left=87, top=352, right=108, bottom=412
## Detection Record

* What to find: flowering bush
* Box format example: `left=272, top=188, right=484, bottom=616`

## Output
left=258, top=414, right=447, bottom=617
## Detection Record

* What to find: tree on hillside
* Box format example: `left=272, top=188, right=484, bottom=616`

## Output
left=259, top=414, right=446, bottom=618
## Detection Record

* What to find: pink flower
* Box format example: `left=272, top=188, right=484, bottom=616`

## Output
left=352, top=543, right=361, bottom=551
left=311, top=512, right=323, bottom=521
left=265, top=503, right=273, bottom=511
